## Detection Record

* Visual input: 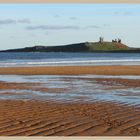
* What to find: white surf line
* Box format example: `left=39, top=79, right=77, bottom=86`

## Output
left=0, top=59, right=140, bottom=66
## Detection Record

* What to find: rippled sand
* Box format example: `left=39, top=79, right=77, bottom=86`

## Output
left=0, top=65, right=140, bottom=136
left=0, top=100, right=139, bottom=136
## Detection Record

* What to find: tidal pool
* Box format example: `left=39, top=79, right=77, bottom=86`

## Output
left=0, top=75, right=140, bottom=105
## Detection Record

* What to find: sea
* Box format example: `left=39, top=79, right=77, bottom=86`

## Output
left=0, top=52, right=140, bottom=67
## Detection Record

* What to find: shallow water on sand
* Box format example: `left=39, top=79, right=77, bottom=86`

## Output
left=0, top=75, right=140, bottom=105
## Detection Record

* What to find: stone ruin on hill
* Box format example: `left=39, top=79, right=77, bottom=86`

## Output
left=112, top=38, right=121, bottom=43
left=99, top=37, right=122, bottom=43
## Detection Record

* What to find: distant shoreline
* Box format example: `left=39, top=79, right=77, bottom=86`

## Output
left=1, top=50, right=140, bottom=53
left=1, top=41, right=140, bottom=53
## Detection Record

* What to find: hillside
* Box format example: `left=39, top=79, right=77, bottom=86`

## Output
left=1, top=41, right=140, bottom=53
left=86, top=42, right=130, bottom=52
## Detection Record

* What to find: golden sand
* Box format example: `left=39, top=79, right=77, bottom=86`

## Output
left=0, top=100, right=139, bottom=136
left=0, top=65, right=140, bottom=136
left=0, top=65, right=140, bottom=75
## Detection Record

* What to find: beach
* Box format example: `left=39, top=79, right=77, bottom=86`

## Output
left=0, top=65, right=140, bottom=136
left=0, top=65, right=140, bottom=75
left=0, top=100, right=139, bottom=136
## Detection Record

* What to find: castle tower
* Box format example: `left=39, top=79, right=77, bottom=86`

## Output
left=99, top=37, right=102, bottom=43
left=99, top=37, right=103, bottom=43
left=118, top=38, right=121, bottom=43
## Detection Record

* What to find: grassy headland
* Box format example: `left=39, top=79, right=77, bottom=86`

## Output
left=0, top=41, right=140, bottom=53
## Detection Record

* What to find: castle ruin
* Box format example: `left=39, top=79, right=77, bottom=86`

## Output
left=99, top=37, right=122, bottom=43
left=112, top=38, right=121, bottom=43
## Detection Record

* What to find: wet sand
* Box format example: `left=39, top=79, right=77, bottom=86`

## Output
left=0, top=65, right=140, bottom=136
left=0, top=100, right=139, bottom=136
left=0, top=77, right=140, bottom=136
left=0, top=65, right=140, bottom=75
left=94, top=78, right=140, bottom=88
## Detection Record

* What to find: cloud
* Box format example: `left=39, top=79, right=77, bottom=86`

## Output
left=54, top=15, right=61, bottom=18
left=9, top=35, right=16, bottom=39
left=17, top=19, right=31, bottom=24
left=123, top=12, right=133, bottom=15
left=26, top=25, right=80, bottom=30
left=0, top=19, right=31, bottom=25
left=85, top=25, right=101, bottom=29
left=103, top=24, right=110, bottom=27
left=0, top=19, right=16, bottom=25
left=69, top=17, right=77, bottom=20
left=114, top=11, right=120, bottom=15
left=113, top=11, right=133, bottom=15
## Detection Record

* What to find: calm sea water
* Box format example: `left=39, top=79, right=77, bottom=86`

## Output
left=0, top=52, right=140, bottom=67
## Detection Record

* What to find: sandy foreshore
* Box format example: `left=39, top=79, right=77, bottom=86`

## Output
left=0, top=65, right=140, bottom=136
left=0, top=100, right=139, bottom=136
left=0, top=65, right=140, bottom=75
left=0, top=76, right=140, bottom=136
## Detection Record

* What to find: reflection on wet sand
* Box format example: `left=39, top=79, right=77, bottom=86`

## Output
left=0, top=75, right=140, bottom=105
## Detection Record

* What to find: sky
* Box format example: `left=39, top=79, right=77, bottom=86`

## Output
left=0, top=4, right=140, bottom=50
